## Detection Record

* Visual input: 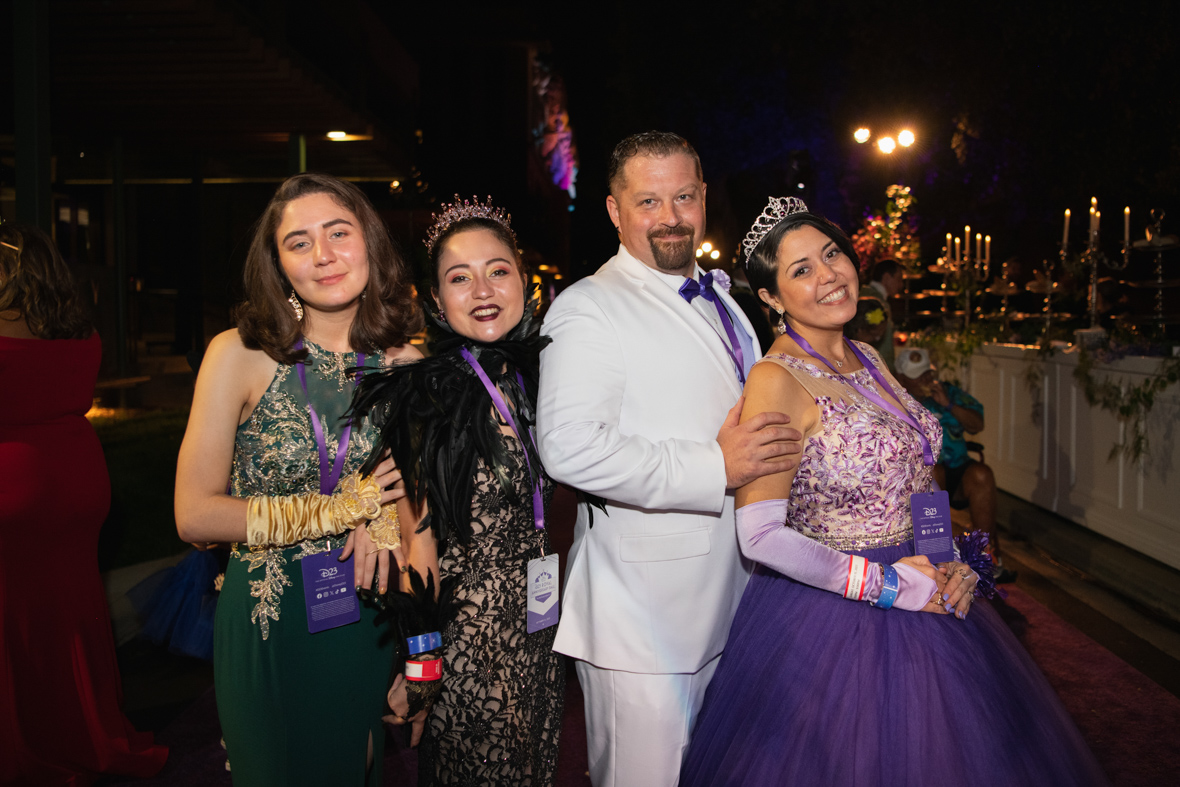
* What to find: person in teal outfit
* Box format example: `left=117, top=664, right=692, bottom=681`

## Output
left=175, top=173, right=424, bottom=785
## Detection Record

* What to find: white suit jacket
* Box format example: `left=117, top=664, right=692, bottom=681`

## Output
left=537, top=245, right=760, bottom=674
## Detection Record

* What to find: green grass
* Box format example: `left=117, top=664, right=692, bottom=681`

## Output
left=94, top=409, right=192, bottom=572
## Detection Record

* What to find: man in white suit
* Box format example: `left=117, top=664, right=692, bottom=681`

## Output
left=537, top=131, right=802, bottom=786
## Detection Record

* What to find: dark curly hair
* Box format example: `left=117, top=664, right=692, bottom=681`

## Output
left=0, top=223, right=94, bottom=340
left=234, top=173, right=423, bottom=364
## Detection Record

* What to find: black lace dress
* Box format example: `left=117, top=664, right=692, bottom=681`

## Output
left=349, top=308, right=565, bottom=786
left=419, top=438, right=563, bottom=786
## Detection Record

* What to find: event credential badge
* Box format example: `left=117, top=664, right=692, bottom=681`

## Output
left=301, top=547, right=360, bottom=634
left=527, top=554, right=560, bottom=633
left=911, top=491, right=955, bottom=564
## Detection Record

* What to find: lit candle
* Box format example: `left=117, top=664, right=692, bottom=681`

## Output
left=1124, top=206, right=1130, bottom=248
left=1063, top=208, right=1071, bottom=248
left=975, top=232, right=982, bottom=262
left=1096, top=210, right=1101, bottom=236
left=985, top=235, right=991, bottom=264
left=1089, top=206, right=1096, bottom=235
left=945, top=233, right=952, bottom=262
left=964, top=226, right=971, bottom=262
left=954, top=237, right=961, bottom=263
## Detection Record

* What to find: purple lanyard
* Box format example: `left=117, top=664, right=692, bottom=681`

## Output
left=682, top=275, right=747, bottom=384
left=295, top=340, right=366, bottom=494
left=709, top=298, right=747, bottom=384
left=781, top=324, right=937, bottom=467
left=460, top=347, right=545, bottom=533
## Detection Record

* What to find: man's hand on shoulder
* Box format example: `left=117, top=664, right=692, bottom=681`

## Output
left=717, top=396, right=803, bottom=489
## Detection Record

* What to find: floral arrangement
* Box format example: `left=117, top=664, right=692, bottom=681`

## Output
left=850, top=184, right=922, bottom=278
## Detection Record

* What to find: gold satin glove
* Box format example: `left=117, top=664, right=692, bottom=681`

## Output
left=245, top=472, right=383, bottom=548
left=366, top=503, right=401, bottom=552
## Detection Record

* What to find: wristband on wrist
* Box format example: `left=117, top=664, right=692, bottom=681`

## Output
left=406, top=631, right=442, bottom=656
left=405, top=658, right=442, bottom=682
left=843, top=555, right=870, bottom=601
left=872, top=564, right=900, bottom=609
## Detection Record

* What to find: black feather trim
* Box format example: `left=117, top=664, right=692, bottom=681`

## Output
left=363, top=568, right=469, bottom=715
left=346, top=298, right=551, bottom=547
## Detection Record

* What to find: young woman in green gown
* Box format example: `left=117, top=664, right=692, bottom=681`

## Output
left=175, top=173, right=423, bottom=785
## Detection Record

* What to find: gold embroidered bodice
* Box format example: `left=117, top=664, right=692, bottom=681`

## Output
left=229, top=340, right=383, bottom=638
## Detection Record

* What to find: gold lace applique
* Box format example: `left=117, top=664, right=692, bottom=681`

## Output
left=239, top=536, right=338, bottom=640
left=243, top=546, right=290, bottom=640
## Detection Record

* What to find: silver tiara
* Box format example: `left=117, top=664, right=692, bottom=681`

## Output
left=742, top=196, right=809, bottom=264
left=425, top=195, right=516, bottom=254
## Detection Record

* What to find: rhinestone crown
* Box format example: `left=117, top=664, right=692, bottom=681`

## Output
left=742, top=196, right=810, bottom=264
left=425, top=194, right=516, bottom=254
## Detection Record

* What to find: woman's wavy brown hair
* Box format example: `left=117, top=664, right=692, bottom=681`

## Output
left=0, top=223, right=94, bottom=340
left=234, top=173, right=423, bottom=364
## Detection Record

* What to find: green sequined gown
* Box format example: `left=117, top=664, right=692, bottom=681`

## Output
left=214, top=341, right=392, bottom=786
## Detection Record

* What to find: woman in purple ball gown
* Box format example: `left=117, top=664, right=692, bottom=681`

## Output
left=679, top=200, right=1107, bottom=786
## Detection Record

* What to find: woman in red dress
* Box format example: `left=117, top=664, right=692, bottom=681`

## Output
left=0, top=224, right=167, bottom=785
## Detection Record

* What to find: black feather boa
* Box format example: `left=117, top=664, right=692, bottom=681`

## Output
left=347, top=300, right=551, bottom=546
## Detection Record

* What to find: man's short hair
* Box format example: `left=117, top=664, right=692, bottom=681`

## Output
left=607, top=131, right=703, bottom=197
left=871, top=258, right=903, bottom=282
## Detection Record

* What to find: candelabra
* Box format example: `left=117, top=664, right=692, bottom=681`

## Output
left=947, top=247, right=990, bottom=329
left=1062, top=200, right=1129, bottom=333
left=1080, top=238, right=1129, bottom=331
left=1130, top=209, right=1179, bottom=339
left=1044, top=254, right=1058, bottom=338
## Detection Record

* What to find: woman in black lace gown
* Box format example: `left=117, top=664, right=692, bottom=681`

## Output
left=351, top=198, right=564, bottom=785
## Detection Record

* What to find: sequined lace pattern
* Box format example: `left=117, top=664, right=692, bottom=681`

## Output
left=228, top=341, right=381, bottom=639
left=759, top=345, right=944, bottom=551
left=419, top=435, right=565, bottom=787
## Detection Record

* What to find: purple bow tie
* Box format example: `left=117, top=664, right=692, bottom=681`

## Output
left=679, top=271, right=716, bottom=303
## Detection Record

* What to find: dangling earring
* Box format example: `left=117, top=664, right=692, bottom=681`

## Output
left=288, top=292, right=304, bottom=321
left=775, top=306, right=786, bottom=335
left=360, top=289, right=367, bottom=301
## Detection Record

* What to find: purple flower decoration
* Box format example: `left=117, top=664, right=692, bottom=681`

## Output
left=955, top=530, right=1006, bottom=599
left=711, top=269, right=731, bottom=292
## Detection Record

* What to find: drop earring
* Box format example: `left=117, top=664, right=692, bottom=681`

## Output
left=288, top=292, right=304, bottom=321
left=776, top=306, right=786, bottom=335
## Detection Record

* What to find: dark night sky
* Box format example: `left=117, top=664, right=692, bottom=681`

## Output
left=398, top=0, right=1180, bottom=278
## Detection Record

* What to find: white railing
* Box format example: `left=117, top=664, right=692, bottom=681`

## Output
left=957, top=343, right=1180, bottom=570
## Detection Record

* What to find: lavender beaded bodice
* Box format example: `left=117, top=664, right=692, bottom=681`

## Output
left=759, top=344, right=943, bottom=551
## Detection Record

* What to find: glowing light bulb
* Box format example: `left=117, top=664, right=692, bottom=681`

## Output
left=878, top=137, right=896, bottom=154
left=710, top=250, right=720, bottom=260
left=898, top=129, right=915, bottom=147
left=696, top=248, right=704, bottom=258
left=702, top=242, right=713, bottom=253
left=327, top=131, right=347, bottom=140
left=854, top=128, right=871, bottom=144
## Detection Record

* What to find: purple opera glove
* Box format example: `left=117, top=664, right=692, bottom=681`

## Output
left=891, top=563, right=940, bottom=611
left=736, top=499, right=938, bottom=608
left=737, top=499, right=881, bottom=600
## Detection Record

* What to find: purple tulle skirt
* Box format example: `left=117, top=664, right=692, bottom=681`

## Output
left=680, top=542, right=1108, bottom=786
